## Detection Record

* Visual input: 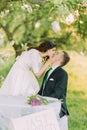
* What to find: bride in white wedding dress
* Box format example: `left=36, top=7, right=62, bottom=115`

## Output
left=0, top=41, right=56, bottom=96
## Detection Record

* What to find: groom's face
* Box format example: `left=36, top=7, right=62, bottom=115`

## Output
left=55, top=52, right=64, bottom=64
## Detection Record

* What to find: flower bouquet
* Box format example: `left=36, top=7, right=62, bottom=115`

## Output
left=27, top=95, right=49, bottom=106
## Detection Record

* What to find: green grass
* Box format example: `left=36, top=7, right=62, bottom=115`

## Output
left=67, top=90, right=87, bottom=130
left=65, top=51, right=87, bottom=130
left=0, top=50, right=87, bottom=130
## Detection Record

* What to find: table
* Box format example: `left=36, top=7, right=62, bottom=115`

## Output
left=0, top=95, right=61, bottom=130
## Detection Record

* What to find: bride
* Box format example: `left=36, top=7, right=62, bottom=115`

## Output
left=0, top=41, right=56, bottom=96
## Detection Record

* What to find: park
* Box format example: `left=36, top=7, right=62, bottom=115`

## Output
left=0, top=0, right=87, bottom=130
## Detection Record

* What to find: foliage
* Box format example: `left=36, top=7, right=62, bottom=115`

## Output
left=0, top=0, right=87, bottom=56
left=0, top=1, right=87, bottom=129
left=0, top=46, right=15, bottom=86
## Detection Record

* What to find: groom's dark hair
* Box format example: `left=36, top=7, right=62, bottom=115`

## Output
left=61, top=51, right=70, bottom=67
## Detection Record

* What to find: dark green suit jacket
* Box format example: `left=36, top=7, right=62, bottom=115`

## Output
left=38, top=67, right=69, bottom=118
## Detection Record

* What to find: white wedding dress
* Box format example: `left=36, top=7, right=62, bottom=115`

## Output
left=0, top=49, right=61, bottom=130
left=0, top=49, right=42, bottom=96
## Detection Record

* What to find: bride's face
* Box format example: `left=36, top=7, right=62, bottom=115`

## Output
left=47, top=47, right=56, bottom=57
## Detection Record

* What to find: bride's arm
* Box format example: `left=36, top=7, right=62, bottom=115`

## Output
left=35, top=58, right=54, bottom=78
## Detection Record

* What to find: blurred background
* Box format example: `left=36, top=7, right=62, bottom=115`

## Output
left=0, top=0, right=87, bottom=129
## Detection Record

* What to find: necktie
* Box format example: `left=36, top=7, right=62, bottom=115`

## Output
left=42, top=67, right=52, bottom=95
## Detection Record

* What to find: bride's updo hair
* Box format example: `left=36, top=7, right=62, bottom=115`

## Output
left=37, top=41, right=56, bottom=52
left=28, top=41, right=56, bottom=52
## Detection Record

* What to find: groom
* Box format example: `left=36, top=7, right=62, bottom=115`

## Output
left=38, top=51, right=70, bottom=130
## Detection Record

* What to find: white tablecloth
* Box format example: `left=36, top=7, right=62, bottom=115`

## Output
left=0, top=95, right=61, bottom=130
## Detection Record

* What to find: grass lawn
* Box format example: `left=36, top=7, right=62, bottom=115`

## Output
left=65, top=51, right=87, bottom=130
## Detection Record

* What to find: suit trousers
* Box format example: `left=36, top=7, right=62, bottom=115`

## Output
left=58, top=116, right=68, bottom=130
